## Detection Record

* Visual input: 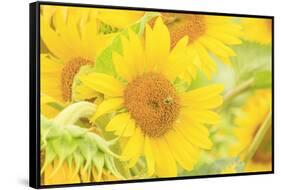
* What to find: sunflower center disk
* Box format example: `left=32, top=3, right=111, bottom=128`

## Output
left=168, top=14, right=206, bottom=47
left=124, top=73, right=180, bottom=138
left=61, top=57, right=91, bottom=102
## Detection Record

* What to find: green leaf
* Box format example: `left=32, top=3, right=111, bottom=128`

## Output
left=231, top=42, right=272, bottom=83
left=253, top=70, right=272, bottom=89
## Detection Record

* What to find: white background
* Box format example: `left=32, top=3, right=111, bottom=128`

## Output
left=0, top=0, right=279, bottom=189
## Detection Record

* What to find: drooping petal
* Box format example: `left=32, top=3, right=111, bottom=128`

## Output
left=92, top=98, right=124, bottom=121
left=79, top=73, right=125, bottom=97
left=105, top=113, right=131, bottom=132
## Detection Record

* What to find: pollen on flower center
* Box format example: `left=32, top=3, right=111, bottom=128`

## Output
left=166, top=14, right=206, bottom=47
left=124, top=72, right=180, bottom=138
left=61, top=57, right=91, bottom=102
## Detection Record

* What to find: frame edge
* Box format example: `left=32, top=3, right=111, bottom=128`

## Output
left=29, top=1, right=41, bottom=189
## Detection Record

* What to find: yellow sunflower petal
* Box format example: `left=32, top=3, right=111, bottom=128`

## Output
left=145, top=17, right=170, bottom=72
left=194, top=42, right=217, bottom=78
left=199, top=35, right=236, bottom=57
left=113, top=30, right=145, bottom=81
left=151, top=138, right=177, bottom=177
left=181, top=94, right=223, bottom=109
left=98, top=9, right=144, bottom=29
left=80, top=19, right=99, bottom=59
left=165, top=129, right=196, bottom=170
left=180, top=84, right=224, bottom=101
left=40, top=54, right=64, bottom=103
left=144, top=136, right=155, bottom=176
left=121, top=127, right=144, bottom=161
left=92, top=98, right=123, bottom=121
left=40, top=16, right=72, bottom=61
left=182, top=109, right=220, bottom=124
left=112, top=52, right=133, bottom=81
left=241, top=18, right=272, bottom=44
left=73, top=84, right=99, bottom=101
left=79, top=73, right=125, bottom=97
left=105, top=113, right=130, bottom=132
left=114, top=117, right=136, bottom=137
left=207, top=28, right=242, bottom=45
left=162, top=36, right=189, bottom=81
left=176, top=118, right=213, bottom=149
left=51, top=10, right=83, bottom=58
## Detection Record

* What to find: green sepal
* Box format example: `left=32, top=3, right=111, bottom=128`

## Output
left=53, top=101, right=96, bottom=126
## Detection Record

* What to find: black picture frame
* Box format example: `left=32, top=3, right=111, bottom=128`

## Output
left=29, top=1, right=274, bottom=189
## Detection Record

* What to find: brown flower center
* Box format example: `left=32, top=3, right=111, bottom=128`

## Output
left=124, top=73, right=180, bottom=138
left=164, top=13, right=206, bottom=47
left=61, top=57, right=91, bottom=102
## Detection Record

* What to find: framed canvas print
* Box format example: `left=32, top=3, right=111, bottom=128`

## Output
left=29, top=1, right=274, bottom=188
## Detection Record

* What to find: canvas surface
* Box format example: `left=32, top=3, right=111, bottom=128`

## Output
left=38, top=3, right=273, bottom=187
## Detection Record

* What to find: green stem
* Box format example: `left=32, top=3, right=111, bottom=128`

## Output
left=224, top=78, right=254, bottom=103
left=243, top=111, right=272, bottom=163
left=218, top=78, right=254, bottom=112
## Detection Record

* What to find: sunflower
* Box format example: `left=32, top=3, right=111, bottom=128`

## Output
left=79, top=17, right=224, bottom=177
left=40, top=7, right=113, bottom=119
left=41, top=6, right=146, bottom=118
left=231, top=89, right=272, bottom=172
left=241, top=18, right=272, bottom=45
left=156, top=13, right=242, bottom=79
left=41, top=102, right=122, bottom=185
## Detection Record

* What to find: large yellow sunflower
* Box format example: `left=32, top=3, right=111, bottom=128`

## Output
left=79, top=17, right=224, bottom=177
left=157, top=13, right=242, bottom=79
left=40, top=7, right=112, bottom=104
left=231, top=89, right=272, bottom=172
left=241, top=18, right=272, bottom=45
left=41, top=6, right=145, bottom=118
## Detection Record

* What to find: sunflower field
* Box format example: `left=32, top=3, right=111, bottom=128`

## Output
left=39, top=5, right=272, bottom=185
